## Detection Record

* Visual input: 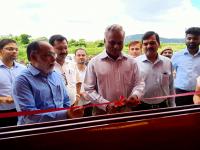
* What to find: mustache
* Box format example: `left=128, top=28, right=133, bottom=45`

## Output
left=147, top=48, right=155, bottom=51
left=187, top=43, right=198, bottom=48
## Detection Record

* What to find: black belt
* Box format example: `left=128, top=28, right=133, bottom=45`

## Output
left=140, top=100, right=168, bottom=109
left=175, top=88, right=193, bottom=93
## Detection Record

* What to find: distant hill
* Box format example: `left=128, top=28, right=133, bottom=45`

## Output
left=125, top=34, right=184, bottom=43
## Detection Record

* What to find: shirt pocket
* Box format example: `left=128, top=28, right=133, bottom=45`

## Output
left=33, top=89, right=47, bottom=108
left=160, top=73, right=170, bottom=96
left=161, top=73, right=170, bottom=86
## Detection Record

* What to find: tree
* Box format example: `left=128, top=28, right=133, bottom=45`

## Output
left=76, top=39, right=87, bottom=47
left=19, top=34, right=31, bottom=45
left=95, top=40, right=104, bottom=47
left=68, top=39, right=77, bottom=47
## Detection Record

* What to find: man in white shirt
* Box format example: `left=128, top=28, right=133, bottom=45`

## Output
left=49, top=35, right=78, bottom=105
left=75, top=48, right=92, bottom=116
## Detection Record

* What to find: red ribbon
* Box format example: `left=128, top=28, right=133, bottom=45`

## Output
left=0, top=91, right=200, bottom=119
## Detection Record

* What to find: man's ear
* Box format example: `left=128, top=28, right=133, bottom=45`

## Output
left=30, top=52, right=37, bottom=62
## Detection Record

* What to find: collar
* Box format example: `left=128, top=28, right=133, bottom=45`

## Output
left=0, top=60, right=20, bottom=68
left=28, top=64, right=57, bottom=86
left=28, top=64, right=41, bottom=76
left=140, top=54, right=162, bottom=64
left=28, top=64, right=54, bottom=77
left=99, top=50, right=128, bottom=61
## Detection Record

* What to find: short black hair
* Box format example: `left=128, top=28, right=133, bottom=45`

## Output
left=27, top=41, right=40, bottom=61
left=0, top=39, right=16, bottom=50
left=185, top=27, right=200, bottom=36
left=74, top=48, right=87, bottom=55
left=49, top=34, right=68, bottom=46
left=142, top=31, right=160, bottom=45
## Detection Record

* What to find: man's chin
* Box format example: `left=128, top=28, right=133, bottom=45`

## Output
left=11, top=57, right=17, bottom=61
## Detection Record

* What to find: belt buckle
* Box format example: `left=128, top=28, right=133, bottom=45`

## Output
left=151, top=104, right=159, bottom=109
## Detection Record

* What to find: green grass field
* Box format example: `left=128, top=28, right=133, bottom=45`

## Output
left=17, top=42, right=186, bottom=63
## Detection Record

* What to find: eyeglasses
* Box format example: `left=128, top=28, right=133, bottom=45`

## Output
left=3, top=47, right=18, bottom=51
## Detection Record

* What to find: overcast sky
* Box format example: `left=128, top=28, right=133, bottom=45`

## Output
left=1, top=0, right=200, bottom=40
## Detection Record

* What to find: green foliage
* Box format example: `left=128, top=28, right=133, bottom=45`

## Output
left=68, top=39, right=87, bottom=47
left=159, top=43, right=185, bottom=52
left=19, top=34, right=31, bottom=45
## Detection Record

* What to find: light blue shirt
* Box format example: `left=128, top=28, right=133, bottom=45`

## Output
left=13, top=65, right=71, bottom=125
left=136, top=54, right=175, bottom=106
left=172, top=48, right=200, bottom=91
left=0, top=60, right=26, bottom=110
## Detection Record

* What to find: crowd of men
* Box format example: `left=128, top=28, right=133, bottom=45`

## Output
left=0, top=25, right=200, bottom=127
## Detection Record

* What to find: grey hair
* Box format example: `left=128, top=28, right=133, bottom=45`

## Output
left=104, top=24, right=125, bottom=38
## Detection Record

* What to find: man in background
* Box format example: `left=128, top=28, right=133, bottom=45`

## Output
left=0, top=39, right=25, bottom=127
left=172, top=27, right=200, bottom=106
left=160, top=47, right=173, bottom=59
left=75, top=48, right=92, bottom=116
left=128, top=40, right=142, bottom=58
left=49, top=35, right=78, bottom=106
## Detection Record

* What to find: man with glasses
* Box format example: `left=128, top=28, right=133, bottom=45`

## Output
left=13, top=41, right=83, bottom=125
left=0, top=39, right=25, bottom=127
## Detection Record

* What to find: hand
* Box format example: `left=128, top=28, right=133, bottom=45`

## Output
left=193, top=95, right=200, bottom=105
left=125, top=95, right=140, bottom=107
left=106, top=104, right=118, bottom=114
left=73, top=94, right=81, bottom=106
left=0, top=96, right=14, bottom=104
left=67, top=106, right=84, bottom=118
left=79, top=92, right=90, bottom=101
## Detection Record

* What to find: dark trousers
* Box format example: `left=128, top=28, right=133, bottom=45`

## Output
left=132, top=100, right=168, bottom=111
left=0, top=109, right=17, bottom=127
left=175, top=88, right=194, bottom=106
